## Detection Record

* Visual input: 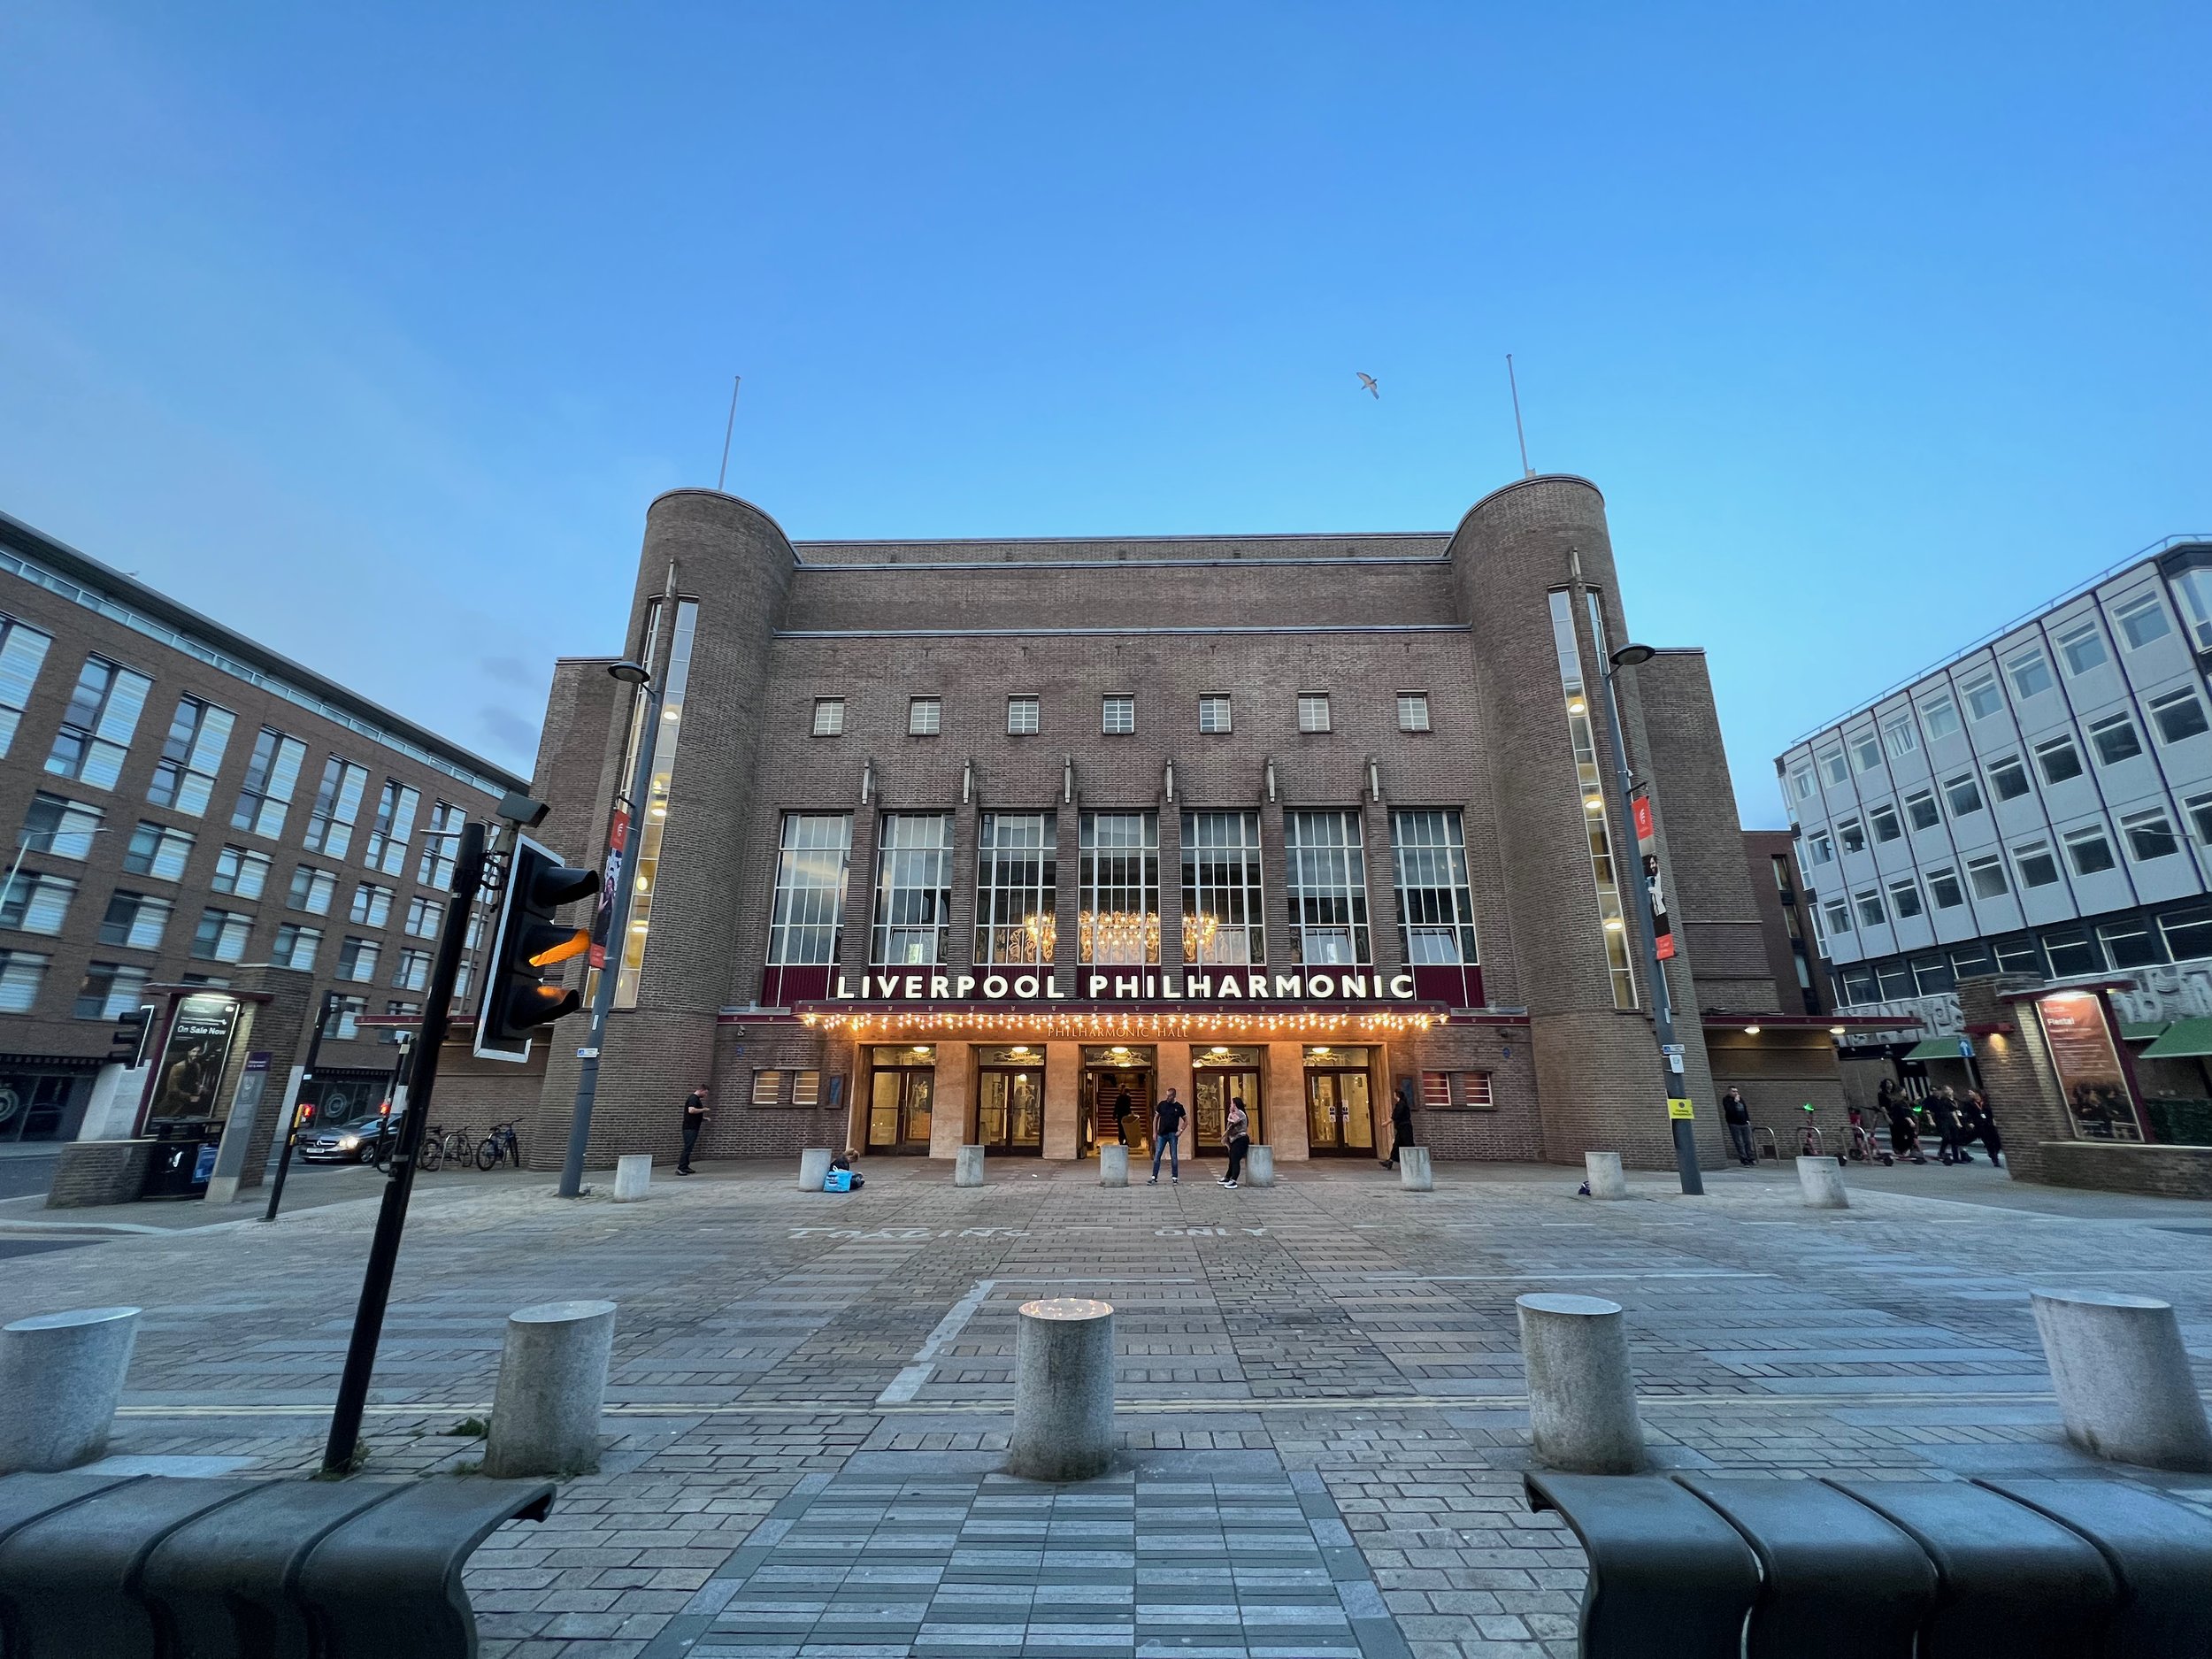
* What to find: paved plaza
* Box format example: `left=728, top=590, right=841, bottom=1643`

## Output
left=4, top=1155, right=2211, bottom=1657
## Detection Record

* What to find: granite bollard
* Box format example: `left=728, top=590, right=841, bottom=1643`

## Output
left=1007, top=1297, right=1115, bottom=1480
left=1398, top=1147, right=1433, bottom=1190
left=1099, top=1145, right=1128, bottom=1187
left=954, top=1145, right=986, bottom=1187
left=798, top=1148, right=833, bottom=1192
left=1245, top=1147, right=1274, bottom=1187
left=612, top=1155, right=652, bottom=1202
left=1584, top=1151, right=1628, bottom=1200
left=0, top=1306, right=141, bottom=1472
left=483, top=1300, right=618, bottom=1479
left=2031, top=1289, right=2212, bottom=1471
left=1795, top=1155, right=1848, bottom=1210
left=1516, top=1293, right=1648, bottom=1473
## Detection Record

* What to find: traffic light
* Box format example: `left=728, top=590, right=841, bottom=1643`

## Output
left=473, top=835, right=598, bottom=1062
left=107, top=1003, right=153, bottom=1067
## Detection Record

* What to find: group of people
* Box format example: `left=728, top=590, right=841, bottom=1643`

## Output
left=1872, top=1079, right=2003, bottom=1166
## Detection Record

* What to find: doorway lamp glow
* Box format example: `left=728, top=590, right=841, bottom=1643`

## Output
left=560, top=656, right=664, bottom=1198
left=1596, top=641, right=1703, bottom=1196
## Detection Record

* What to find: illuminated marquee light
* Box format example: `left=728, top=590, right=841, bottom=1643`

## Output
left=799, top=1006, right=1443, bottom=1041
left=826, top=969, right=1421, bottom=1003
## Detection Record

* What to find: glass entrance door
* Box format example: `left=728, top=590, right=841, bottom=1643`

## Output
left=866, top=1067, right=935, bottom=1153
left=1193, top=1070, right=1261, bottom=1152
left=976, top=1068, right=1044, bottom=1154
left=1306, top=1070, right=1373, bottom=1156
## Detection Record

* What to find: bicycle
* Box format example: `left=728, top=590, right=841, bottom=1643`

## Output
left=476, top=1120, right=522, bottom=1171
left=417, top=1125, right=449, bottom=1171
left=420, top=1124, right=472, bottom=1171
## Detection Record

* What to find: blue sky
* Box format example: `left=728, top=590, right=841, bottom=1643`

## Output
left=2, top=3, right=2205, bottom=821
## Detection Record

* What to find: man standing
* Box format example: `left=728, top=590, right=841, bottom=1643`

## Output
left=1111, top=1079, right=1133, bottom=1147
left=1384, top=1080, right=1416, bottom=1169
left=1722, top=1087, right=1755, bottom=1165
left=678, top=1087, right=710, bottom=1175
left=1149, top=1087, right=1186, bottom=1185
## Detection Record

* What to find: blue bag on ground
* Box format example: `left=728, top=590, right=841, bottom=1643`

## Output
left=823, top=1169, right=853, bottom=1193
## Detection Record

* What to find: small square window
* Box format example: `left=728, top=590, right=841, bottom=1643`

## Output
left=1962, top=673, right=2004, bottom=720
left=2089, top=714, right=2142, bottom=766
left=1199, top=695, right=1233, bottom=734
left=2186, top=790, right=2212, bottom=846
left=2100, top=918, right=2165, bottom=970
left=1905, top=788, right=1942, bottom=829
left=793, top=1070, right=822, bottom=1107
left=2113, top=593, right=2171, bottom=649
left=1943, top=772, right=1984, bottom=817
left=1881, top=714, right=1918, bottom=757
left=2123, top=810, right=2180, bottom=862
left=1850, top=733, right=1883, bottom=772
left=1886, top=877, right=1924, bottom=919
left=1870, top=803, right=1902, bottom=842
left=2006, top=648, right=2054, bottom=700
left=1808, top=830, right=1833, bottom=864
left=1854, top=889, right=1886, bottom=928
left=1986, top=756, right=2030, bottom=802
left=908, top=697, right=941, bottom=737
left=1967, top=855, right=2009, bottom=899
left=2064, top=827, right=2116, bottom=875
left=1920, top=695, right=1961, bottom=740
left=751, top=1069, right=786, bottom=1106
left=1297, top=694, right=1332, bottom=733
left=2055, top=619, right=2108, bottom=676
left=1823, top=897, right=1853, bottom=934
left=2035, top=736, right=2084, bottom=784
left=1790, top=765, right=1816, bottom=801
left=1397, top=692, right=1431, bottom=733
left=812, top=698, right=845, bottom=737
left=2044, top=927, right=2102, bottom=977
left=2162, top=909, right=2212, bottom=963
left=1838, top=817, right=1866, bottom=855
left=1007, top=695, right=1040, bottom=735
left=2150, top=690, right=2209, bottom=745
left=1456, top=1071, right=1494, bottom=1109
left=1102, top=695, right=1134, bottom=735
left=1818, top=747, right=1849, bottom=786
left=2014, top=841, right=2061, bottom=887
left=1928, top=868, right=1965, bottom=909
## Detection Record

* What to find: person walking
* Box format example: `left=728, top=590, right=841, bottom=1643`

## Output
left=1936, top=1087, right=1975, bottom=1164
left=1384, top=1080, right=1417, bottom=1169
left=677, top=1087, right=710, bottom=1174
left=1149, top=1087, right=1186, bottom=1184
left=1112, top=1079, right=1133, bottom=1147
left=1220, top=1095, right=1251, bottom=1188
left=1882, top=1082, right=1926, bottom=1164
left=1964, top=1092, right=2004, bottom=1167
left=1722, top=1087, right=1755, bottom=1165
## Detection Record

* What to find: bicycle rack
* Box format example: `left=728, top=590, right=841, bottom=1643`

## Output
left=1798, top=1126, right=1825, bottom=1157
left=1754, top=1126, right=1779, bottom=1160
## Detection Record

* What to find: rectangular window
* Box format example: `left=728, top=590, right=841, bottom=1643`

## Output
left=2035, top=735, right=2085, bottom=784
left=1920, top=695, right=1961, bottom=740
left=1102, top=695, right=1134, bottom=735
left=1808, top=830, right=1833, bottom=864
left=1284, top=809, right=1371, bottom=965
left=210, top=845, right=270, bottom=900
left=2122, top=809, right=2180, bottom=862
left=765, top=812, right=853, bottom=966
left=1456, top=1072, right=1495, bottom=1109
left=303, top=757, right=368, bottom=856
left=1912, top=956, right=1955, bottom=995
left=46, top=654, right=153, bottom=788
left=1078, top=810, right=1160, bottom=965
left=417, top=803, right=465, bottom=887
left=2100, top=918, right=2164, bottom=970
left=1397, top=692, right=1431, bottom=733
left=1297, top=693, right=1332, bottom=733
left=2187, top=791, right=2212, bottom=847
left=363, top=780, right=419, bottom=876
left=2089, top=714, right=2143, bottom=766
left=270, top=923, right=320, bottom=971
left=191, top=907, right=252, bottom=962
left=288, top=864, right=335, bottom=915
left=392, top=948, right=433, bottom=992
left=231, top=728, right=306, bottom=838
left=1904, top=788, right=1942, bottom=829
left=336, top=937, right=380, bottom=983
left=349, top=882, right=394, bottom=927
left=1854, top=889, right=1886, bottom=928
left=2044, top=927, right=2102, bottom=977
left=2006, top=648, right=2054, bottom=700
left=1822, top=896, right=1852, bottom=934
left=1962, top=672, right=2003, bottom=720
left=1850, top=733, right=1883, bottom=772
left=1838, top=817, right=1866, bottom=855
left=1869, top=803, right=1902, bottom=843
left=0, top=949, right=47, bottom=1014
left=871, top=811, right=956, bottom=966
left=1950, top=941, right=1998, bottom=978
left=2014, top=841, right=2061, bottom=887
left=403, top=895, right=442, bottom=938
left=2064, top=826, right=2116, bottom=875
left=1818, top=747, right=1849, bottom=786
left=1876, top=963, right=1915, bottom=999
left=146, top=695, right=235, bottom=815
left=812, top=697, right=845, bottom=737
left=0, top=614, right=54, bottom=758
left=2162, top=909, right=2212, bottom=964
left=907, top=696, right=941, bottom=737
left=1881, top=713, right=1918, bottom=757
left=1993, top=934, right=2042, bottom=974
left=1548, top=591, right=1633, bottom=1007
left=2150, top=689, right=2209, bottom=745
left=1928, top=867, right=1965, bottom=909
left=73, top=960, right=149, bottom=1020
left=974, top=810, right=1056, bottom=964
left=792, top=1070, right=822, bottom=1107
left=26, top=793, right=106, bottom=862
left=2115, top=591, right=2174, bottom=649
left=0, top=870, right=75, bottom=935
left=1006, top=695, right=1039, bottom=735
left=1886, top=877, right=1924, bottom=920
left=1943, top=772, right=1985, bottom=817
left=1985, top=756, right=2030, bottom=802
left=1967, top=855, right=2009, bottom=899
left=1391, top=808, right=1479, bottom=965
left=2055, top=619, right=2108, bottom=676
left=1182, top=810, right=1265, bottom=965
left=1198, top=694, right=1233, bottom=734
left=751, top=1070, right=786, bottom=1107
left=1789, top=764, right=1815, bottom=802
left=120, top=818, right=191, bottom=879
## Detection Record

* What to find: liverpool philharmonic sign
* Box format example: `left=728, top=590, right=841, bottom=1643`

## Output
left=828, top=969, right=1422, bottom=1004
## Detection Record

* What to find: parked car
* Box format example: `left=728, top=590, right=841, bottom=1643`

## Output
left=298, top=1105, right=407, bottom=1164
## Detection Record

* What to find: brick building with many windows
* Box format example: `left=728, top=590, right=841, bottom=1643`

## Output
left=521, top=473, right=1819, bottom=1173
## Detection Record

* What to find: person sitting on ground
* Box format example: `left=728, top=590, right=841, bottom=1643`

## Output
left=830, top=1148, right=864, bottom=1190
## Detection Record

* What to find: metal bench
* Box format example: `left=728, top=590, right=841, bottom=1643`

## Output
left=1976, top=1477, right=2212, bottom=1659
left=1522, top=1472, right=1762, bottom=1656
left=0, top=1471, right=554, bottom=1659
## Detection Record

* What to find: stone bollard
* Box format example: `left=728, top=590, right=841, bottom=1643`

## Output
left=1584, top=1151, right=1628, bottom=1200
left=1245, top=1147, right=1275, bottom=1187
left=1007, top=1297, right=1115, bottom=1480
left=2031, top=1290, right=2212, bottom=1471
left=484, top=1301, right=618, bottom=1479
left=0, top=1306, right=141, bottom=1473
left=612, top=1155, right=652, bottom=1202
left=954, top=1145, right=986, bottom=1187
left=1099, top=1145, right=1129, bottom=1187
left=1795, top=1156, right=1848, bottom=1210
left=1398, top=1147, right=1433, bottom=1190
left=798, top=1148, right=833, bottom=1192
left=1515, top=1293, right=1648, bottom=1474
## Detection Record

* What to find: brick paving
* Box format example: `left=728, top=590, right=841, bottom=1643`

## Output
left=3, top=1156, right=2209, bottom=1657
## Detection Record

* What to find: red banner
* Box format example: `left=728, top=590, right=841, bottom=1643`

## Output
left=588, top=808, right=629, bottom=970
left=1632, top=794, right=1674, bottom=961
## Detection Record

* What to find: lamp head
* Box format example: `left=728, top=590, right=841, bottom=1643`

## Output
left=1609, top=643, right=1657, bottom=668
left=607, top=659, right=651, bottom=686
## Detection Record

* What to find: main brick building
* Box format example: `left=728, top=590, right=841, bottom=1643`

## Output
left=524, top=473, right=1822, bottom=1172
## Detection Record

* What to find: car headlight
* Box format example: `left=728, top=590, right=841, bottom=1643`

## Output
left=337, top=1135, right=361, bottom=1149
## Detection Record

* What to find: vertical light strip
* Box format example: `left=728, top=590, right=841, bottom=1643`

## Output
left=1548, top=589, right=1636, bottom=1007
left=616, top=599, right=698, bottom=1007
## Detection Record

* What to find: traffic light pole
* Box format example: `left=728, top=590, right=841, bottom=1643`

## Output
left=560, top=673, right=663, bottom=1198
left=263, top=989, right=339, bottom=1224
left=323, top=821, right=484, bottom=1475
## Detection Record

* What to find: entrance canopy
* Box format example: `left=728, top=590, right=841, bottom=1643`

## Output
left=797, top=1000, right=1448, bottom=1044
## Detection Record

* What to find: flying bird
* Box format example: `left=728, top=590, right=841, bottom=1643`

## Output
left=1356, top=373, right=1379, bottom=398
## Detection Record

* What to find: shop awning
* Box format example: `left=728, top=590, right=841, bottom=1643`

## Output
left=2141, top=1018, right=2212, bottom=1059
left=2120, top=1021, right=2171, bottom=1043
left=1903, top=1036, right=1972, bottom=1061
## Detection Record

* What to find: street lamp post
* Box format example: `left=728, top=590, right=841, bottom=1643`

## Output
left=1596, top=642, right=1704, bottom=1196
left=559, top=657, right=664, bottom=1198
left=262, top=988, right=342, bottom=1222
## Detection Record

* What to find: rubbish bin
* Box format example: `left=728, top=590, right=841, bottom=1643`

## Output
left=140, top=1119, right=222, bottom=1200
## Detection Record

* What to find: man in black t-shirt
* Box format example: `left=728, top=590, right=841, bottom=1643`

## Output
left=678, top=1087, right=710, bottom=1174
left=1149, top=1087, right=1186, bottom=1185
